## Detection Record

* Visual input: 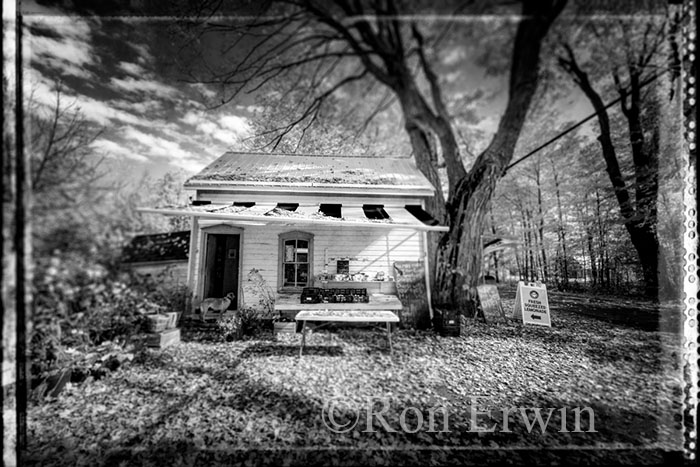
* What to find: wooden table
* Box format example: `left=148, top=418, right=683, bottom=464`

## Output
left=295, top=309, right=400, bottom=356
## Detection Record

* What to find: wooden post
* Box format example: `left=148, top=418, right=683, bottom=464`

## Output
left=422, top=230, right=433, bottom=320
left=386, top=322, right=393, bottom=354
left=299, top=320, right=307, bottom=357
left=186, top=216, right=198, bottom=315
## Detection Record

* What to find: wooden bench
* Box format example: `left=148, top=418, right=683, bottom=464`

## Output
left=295, top=309, right=400, bottom=356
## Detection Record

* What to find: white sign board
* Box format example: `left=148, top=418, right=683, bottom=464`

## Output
left=512, top=281, right=551, bottom=327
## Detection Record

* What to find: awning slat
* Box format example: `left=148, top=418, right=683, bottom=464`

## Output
left=382, top=207, right=425, bottom=226
left=341, top=206, right=368, bottom=222
left=296, top=205, right=320, bottom=215
left=138, top=206, right=449, bottom=232
left=243, top=203, right=277, bottom=215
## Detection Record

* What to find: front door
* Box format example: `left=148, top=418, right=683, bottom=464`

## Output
left=203, top=234, right=240, bottom=310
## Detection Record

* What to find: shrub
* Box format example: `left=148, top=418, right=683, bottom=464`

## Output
left=245, top=268, right=276, bottom=318
left=126, top=266, right=190, bottom=314
left=216, top=309, right=265, bottom=341
left=31, top=254, right=163, bottom=379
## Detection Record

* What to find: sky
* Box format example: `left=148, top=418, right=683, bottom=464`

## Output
left=22, top=0, right=258, bottom=181
left=20, top=0, right=597, bottom=184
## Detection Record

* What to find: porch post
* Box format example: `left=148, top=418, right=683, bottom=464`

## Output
left=422, top=230, right=434, bottom=320
left=186, top=216, right=198, bottom=314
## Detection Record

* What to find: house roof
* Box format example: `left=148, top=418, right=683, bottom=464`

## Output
left=122, top=231, right=190, bottom=263
left=184, top=152, right=435, bottom=194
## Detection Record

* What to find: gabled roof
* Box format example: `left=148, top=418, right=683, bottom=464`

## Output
left=184, top=152, right=435, bottom=194
left=122, top=231, right=190, bottom=263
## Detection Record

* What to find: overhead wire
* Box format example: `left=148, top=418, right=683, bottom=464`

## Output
left=504, top=70, right=665, bottom=173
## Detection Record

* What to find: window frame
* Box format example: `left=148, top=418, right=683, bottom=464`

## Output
left=278, top=230, right=314, bottom=291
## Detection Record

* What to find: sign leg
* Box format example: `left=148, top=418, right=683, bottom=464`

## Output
left=299, top=320, right=306, bottom=357
left=386, top=322, right=393, bottom=354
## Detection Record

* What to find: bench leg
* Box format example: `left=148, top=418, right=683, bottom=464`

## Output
left=386, top=322, right=393, bottom=354
left=299, top=320, right=306, bottom=357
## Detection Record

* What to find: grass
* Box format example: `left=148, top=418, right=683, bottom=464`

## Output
left=26, top=294, right=686, bottom=466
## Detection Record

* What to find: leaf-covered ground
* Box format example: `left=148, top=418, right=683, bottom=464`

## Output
left=26, top=293, right=687, bottom=466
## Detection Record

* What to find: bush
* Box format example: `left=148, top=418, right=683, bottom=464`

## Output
left=31, top=254, right=163, bottom=379
left=216, top=309, right=266, bottom=341
left=125, top=266, right=190, bottom=314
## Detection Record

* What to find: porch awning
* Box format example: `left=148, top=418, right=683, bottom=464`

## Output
left=138, top=203, right=449, bottom=232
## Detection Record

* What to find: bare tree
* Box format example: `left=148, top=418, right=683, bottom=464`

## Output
left=557, top=11, right=680, bottom=298
left=26, top=85, right=123, bottom=259
left=28, top=86, right=106, bottom=214
left=180, top=0, right=566, bottom=318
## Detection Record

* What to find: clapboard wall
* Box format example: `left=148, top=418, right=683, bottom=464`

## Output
left=192, top=220, right=424, bottom=310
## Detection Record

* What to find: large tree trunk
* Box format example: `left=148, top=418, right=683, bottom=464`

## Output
left=404, top=122, right=446, bottom=309
left=433, top=0, right=564, bottom=309
left=627, top=221, right=660, bottom=296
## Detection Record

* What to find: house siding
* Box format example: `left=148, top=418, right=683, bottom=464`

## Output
left=192, top=220, right=423, bottom=311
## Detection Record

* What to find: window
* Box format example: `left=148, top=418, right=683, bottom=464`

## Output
left=279, top=231, right=313, bottom=290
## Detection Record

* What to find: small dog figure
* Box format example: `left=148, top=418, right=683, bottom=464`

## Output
left=199, top=292, right=235, bottom=322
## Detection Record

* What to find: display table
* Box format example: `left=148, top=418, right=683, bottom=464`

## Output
left=294, top=309, right=400, bottom=356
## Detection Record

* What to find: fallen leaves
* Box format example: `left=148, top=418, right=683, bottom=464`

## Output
left=25, top=299, right=686, bottom=466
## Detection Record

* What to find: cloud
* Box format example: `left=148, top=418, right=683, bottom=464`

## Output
left=24, top=14, right=97, bottom=79
left=192, top=115, right=250, bottom=146
left=110, top=98, right=164, bottom=115
left=245, top=105, right=263, bottom=114
left=128, top=41, right=154, bottom=66
left=180, top=110, right=251, bottom=146
left=180, top=111, right=201, bottom=126
left=188, top=82, right=217, bottom=100
left=121, top=127, right=205, bottom=172
left=92, top=138, right=149, bottom=162
left=109, top=76, right=181, bottom=100
left=442, top=48, right=464, bottom=66
left=24, top=69, right=59, bottom=109
left=219, top=115, right=251, bottom=136
left=117, top=61, right=147, bottom=76
left=72, top=96, right=147, bottom=126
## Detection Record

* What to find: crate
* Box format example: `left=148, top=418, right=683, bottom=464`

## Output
left=145, top=314, right=170, bottom=333
left=301, top=287, right=323, bottom=304
left=163, top=312, right=179, bottom=329
left=433, top=307, right=461, bottom=337
left=146, top=328, right=181, bottom=348
left=274, top=322, right=297, bottom=335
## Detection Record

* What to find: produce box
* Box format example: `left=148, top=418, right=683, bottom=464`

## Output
left=145, top=314, right=169, bottom=333
left=163, top=312, right=179, bottom=329
left=146, top=328, right=180, bottom=348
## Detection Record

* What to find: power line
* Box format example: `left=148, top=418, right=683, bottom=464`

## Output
left=505, top=71, right=665, bottom=172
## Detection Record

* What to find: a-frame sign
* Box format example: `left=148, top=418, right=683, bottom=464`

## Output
left=512, top=281, right=551, bottom=327
left=476, top=284, right=508, bottom=324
